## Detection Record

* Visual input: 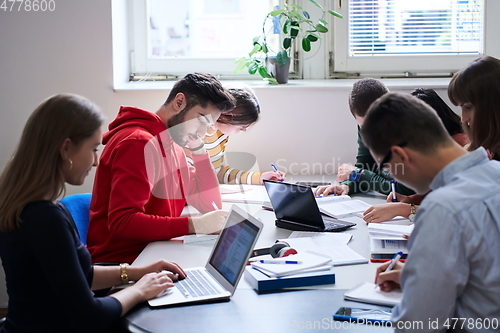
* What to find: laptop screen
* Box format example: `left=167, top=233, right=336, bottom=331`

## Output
left=264, top=180, right=325, bottom=228
left=208, top=213, right=260, bottom=286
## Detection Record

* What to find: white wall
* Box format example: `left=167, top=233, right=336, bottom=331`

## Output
left=0, top=0, right=459, bottom=307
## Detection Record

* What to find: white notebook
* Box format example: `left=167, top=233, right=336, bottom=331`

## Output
left=316, top=195, right=371, bottom=218
left=250, top=252, right=332, bottom=277
left=221, top=185, right=270, bottom=204
left=344, top=282, right=403, bottom=307
left=283, top=234, right=368, bottom=266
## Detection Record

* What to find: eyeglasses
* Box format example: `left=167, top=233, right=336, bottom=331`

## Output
left=378, top=142, right=407, bottom=174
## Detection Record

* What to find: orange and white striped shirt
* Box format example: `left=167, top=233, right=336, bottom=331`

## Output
left=187, top=129, right=262, bottom=184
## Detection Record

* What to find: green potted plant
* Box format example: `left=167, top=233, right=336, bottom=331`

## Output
left=235, top=0, right=343, bottom=84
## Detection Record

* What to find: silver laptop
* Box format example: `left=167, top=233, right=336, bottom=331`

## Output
left=148, top=205, right=263, bottom=307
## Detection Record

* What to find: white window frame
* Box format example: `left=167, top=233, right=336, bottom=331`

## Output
left=127, top=0, right=332, bottom=80
left=330, top=0, right=500, bottom=77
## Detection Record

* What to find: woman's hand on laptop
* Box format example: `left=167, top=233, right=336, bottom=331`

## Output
left=188, top=210, right=229, bottom=234
left=130, top=259, right=187, bottom=282
left=313, top=184, right=349, bottom=197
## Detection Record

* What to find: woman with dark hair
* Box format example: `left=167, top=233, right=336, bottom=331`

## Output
left=411, top=88, right=469, bottom=147
left=191, top=85, right=285, bottom=184
left=0, top=94, right=186, bottom=333
left=363, top=88, right=469, bottom=224
left=448, top=55, right=500, bottom=160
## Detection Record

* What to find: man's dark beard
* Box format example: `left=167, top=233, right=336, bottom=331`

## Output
left=167, top=109, right=188, bottom=147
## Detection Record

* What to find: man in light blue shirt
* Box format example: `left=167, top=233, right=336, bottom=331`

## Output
left=361, top=92, right=500, bottom=332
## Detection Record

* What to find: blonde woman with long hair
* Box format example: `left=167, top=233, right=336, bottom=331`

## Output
left=0, top=94, right=186, bottom=333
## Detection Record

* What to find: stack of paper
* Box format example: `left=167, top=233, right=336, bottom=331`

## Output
left=368, top=224, right=414, bottom=255
left=220, top=185, right=270, bottom=204
left=316, top=195, right=371, bottom=218
left=250, top=252, right=333, bottom=277
left=244, top=266, right=335, bottom=292
left=344, top=282, right=403, bottom=306
left=282, top=234, right=368, bottom=266
left=368, top=224, right=414, bottom=239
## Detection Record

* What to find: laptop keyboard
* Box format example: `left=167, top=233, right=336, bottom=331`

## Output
left=176, top=269, right=220, bottom=298
left=324, top=220, right=348, bottom=230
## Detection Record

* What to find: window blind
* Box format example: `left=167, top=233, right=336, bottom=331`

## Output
left=348, top=0, right=484, bottom=56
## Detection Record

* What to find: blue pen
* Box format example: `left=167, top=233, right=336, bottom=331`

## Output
left=385, top=251, right=403, bottom=272
left=270, top=163, right=284, bottom=181
left=258, top=260, right=302, bottom=264
left=390, top=180, right=398, bottom=202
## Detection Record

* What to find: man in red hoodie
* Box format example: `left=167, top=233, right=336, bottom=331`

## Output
left=88, top=73, right=236, bottom=263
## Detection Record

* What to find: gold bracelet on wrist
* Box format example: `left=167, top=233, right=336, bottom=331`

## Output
left=120, top=263, right=129, bottom=284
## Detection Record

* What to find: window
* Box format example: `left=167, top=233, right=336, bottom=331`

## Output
left=331, top=0, right=498, bottom=76
left=129, top=0, right=279, bottom=79
left=125, top=0, right=499, bottom=81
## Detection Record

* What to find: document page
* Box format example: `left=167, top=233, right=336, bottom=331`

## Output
left=370, top=238, right=408, bottom=254
left=221, top=185, right=270, bottom=204
left=318, top=199, right=371, bottom=218
left=250, top=252, right=332, bottom=277
left=344, top=282, right=403, bottom=306
left=282, top=235, right=368, bottom=266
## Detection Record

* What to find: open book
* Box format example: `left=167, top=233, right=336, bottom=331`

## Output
left=369, top=224, right=413, bottom=255
left=283, top=234, right=368, bottom=266
left=220, top=185, right=270, bottom=204
left=344, top=282, right=403, bottom=307
left=316, top=195, right=371, bottom=218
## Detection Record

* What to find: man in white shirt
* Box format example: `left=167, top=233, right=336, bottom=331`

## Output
left=361, top=92, right=500, bottom=333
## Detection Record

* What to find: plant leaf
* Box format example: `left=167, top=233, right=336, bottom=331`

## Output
left=283, top=37, right=292, bottom=50
left=307, top=33, right=319, bottom=42
left=283, top=19, right=290, bottom=34
left=290, top=10, right=302, bottom=20
left=276, top=50, right=289, bottom=67
left=302, top=37, right=311, bottom=52
left=319, top=19, right=328, bottom=26
left=302, top=11, right=310, bottom=19
left=289, top=4, right=303, bottom=10
left=328, top=10, right=343, bottom=18
left=270, top=9, right=286, bottom=16
left=258, top=66, right=272, bottom=79
left=261, top=43, right=268, bottom=54
left=316, top=24, right=328, bottom=33
left=290, top=22, right=299, bottom=38
left=308, top=0, right=323, bottom=10
left=248, top=62, right=259, bottom=75
left=234, top=59, right=247, bottom=73
left=265, top=78, right=279, bottom=85
left=249, top=44, right=261, bottom=56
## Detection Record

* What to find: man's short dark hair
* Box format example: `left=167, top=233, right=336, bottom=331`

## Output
left=349, top=78, right=389, bottom=117
left=361, top=92, right=452, bottom=157
left=164, top=73, right=236, bottom=113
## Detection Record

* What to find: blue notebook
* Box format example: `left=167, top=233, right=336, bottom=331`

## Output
left=244, top=266, right=335, bottom=292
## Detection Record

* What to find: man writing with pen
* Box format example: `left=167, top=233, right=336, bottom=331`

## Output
left=362, top=93, right=500, bottom=332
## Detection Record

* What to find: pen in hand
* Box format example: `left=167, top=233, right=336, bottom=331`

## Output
left=211, top=201, right=219, bottom=211
left=390, top=180, right=398, bottom=202
left=385, top=251, right=403, bottom=272
left=375, top=251, right=403, bottom=290
left=270, top=163, right=284, bottom=181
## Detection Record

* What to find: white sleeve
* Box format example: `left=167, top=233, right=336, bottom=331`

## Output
left=392, top=204, right=469, bottom=333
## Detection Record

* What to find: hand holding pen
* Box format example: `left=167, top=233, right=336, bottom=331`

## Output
left=390, top=180, right=398, bottom=202
left=260, top=163, right=286, bottom=183
left=374, top=251, right=405, bottom=292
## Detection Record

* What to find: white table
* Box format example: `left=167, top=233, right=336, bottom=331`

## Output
left=132, top=186, right=396, bottom=291
left=125, top=182, right=402, bottom=333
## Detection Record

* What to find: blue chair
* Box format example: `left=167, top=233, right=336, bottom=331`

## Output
left=58, top=193, right=92, bottom=245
